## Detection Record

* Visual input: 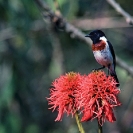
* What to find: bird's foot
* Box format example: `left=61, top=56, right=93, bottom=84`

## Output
left=91, top=68, right=99, bottom=72
left=91, top=66, right=105, bottom=72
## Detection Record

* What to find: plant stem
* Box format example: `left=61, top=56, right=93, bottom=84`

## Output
left=98, top=121, right=102, bottom=133
left=75, top=112, right=85, bottom=133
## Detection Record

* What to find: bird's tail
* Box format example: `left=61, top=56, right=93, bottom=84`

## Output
left=110, top=72, right=119, bottom=87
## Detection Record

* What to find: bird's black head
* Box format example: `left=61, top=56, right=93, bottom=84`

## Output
left=85, top=30, right=106, bottom=44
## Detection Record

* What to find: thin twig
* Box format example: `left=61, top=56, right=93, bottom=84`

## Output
left=34, top=0, right=133, bottom=77
left=98, top=120, right=103, bottom=133
left=0, top=20, right=46, bottom=41
left=106, top=0, right=133, bottom=25
left=75, top=112, right=85, bottom=133
left=0, top=28, right=16, bottom=41
left=50, top=31, right=65, bottom=76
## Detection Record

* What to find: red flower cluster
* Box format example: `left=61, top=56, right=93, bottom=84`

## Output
left=77, top=71, right=121, bottom=126
left=47, top=72, right=82, bottom=121
left=47, top=71, right=121, bottom=125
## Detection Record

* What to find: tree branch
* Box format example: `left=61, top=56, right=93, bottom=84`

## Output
left=71, top=17, right=131, bottom=30
left=34, top=0, right=133, bottom=76
left=106, top=0, right=133, bottom=25
left=116, top=57, right=133, bottom=75
left=0, top=28, right=15, bottom=41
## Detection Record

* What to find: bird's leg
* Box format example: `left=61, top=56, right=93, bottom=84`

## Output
left=92, top=66, right=105, bottom=71
left=107, top=64, right=111, bottom=75
left=107, top=69, right=110, bottom=75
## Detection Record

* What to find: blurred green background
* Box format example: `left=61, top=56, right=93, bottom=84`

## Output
left=0, top=0, right=133, bottom=133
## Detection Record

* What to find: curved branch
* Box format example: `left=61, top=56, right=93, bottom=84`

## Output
left=116, top=57, right=133, bottom=75
left=106, top=0, right=133, bottom=25
left=34, top=0, right=133, bottom=76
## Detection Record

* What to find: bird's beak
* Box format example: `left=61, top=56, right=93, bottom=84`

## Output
left=85, top=34, right=91, bottom=37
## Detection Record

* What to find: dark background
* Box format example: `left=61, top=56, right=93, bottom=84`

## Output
left=0, top=0, right=133, bottom=133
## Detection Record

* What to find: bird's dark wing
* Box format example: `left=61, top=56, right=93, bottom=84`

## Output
left=107, top=41, right=116, bottom=68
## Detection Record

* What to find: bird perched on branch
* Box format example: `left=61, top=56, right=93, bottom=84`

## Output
left=85, top=30, right=119, bottom=87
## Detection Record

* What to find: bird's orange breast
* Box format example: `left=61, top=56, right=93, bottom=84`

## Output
left=92, top=40, right=106, bottom=51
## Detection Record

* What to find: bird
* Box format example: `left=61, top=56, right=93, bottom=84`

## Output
left=85, top=30, right=119, bottom=87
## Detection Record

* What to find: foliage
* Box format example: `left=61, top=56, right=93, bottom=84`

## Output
left=0, top=0, right=133, bottom=133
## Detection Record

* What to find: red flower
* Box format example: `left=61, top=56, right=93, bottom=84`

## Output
left=76, top=71, right=121, bottom=126
left=47, top=72, right=83, bottom=121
